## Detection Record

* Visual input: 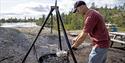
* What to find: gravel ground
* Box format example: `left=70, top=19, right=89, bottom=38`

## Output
left=0, top=27, right=125, bottom=63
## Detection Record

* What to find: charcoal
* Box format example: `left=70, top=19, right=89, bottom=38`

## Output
left=39, top=53, right=69, bottom=63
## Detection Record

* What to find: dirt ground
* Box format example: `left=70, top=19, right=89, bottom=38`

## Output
left=68, top=32, right=125, bottom=63
left=16, top=27, right=125, bottom=63
left=68, top=42, right=125, bottom=63
left=1, top=27, right=124, bottom=63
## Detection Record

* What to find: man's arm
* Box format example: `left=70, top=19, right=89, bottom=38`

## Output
left=72, top=31, right=88, bottom=48
left=72, top=32, right=82, bottom=44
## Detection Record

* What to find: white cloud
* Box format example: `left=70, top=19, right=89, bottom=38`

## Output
left=56, top=0, right=75, bottom=13
left=0, top=0, right=75, bottom=19
left=1, top=1, right=52, bottom=19
left=0, top=0, right=125, bottom=19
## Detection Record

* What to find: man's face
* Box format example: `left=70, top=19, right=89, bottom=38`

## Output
left=76, top=5, right=85, bottom=15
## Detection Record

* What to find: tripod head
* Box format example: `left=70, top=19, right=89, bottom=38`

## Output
left=55, top=0, right=57, bottom=7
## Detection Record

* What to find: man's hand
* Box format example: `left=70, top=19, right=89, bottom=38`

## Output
left=72, top=37, right=77, bottom=44
left=71, top=46, right=77, bottom=50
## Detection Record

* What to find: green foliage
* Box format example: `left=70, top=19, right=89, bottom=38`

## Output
left=35, top=15, right=45, bottom=26
left=119, top=27, right=125, bottom=32
left=63, top=12, right=83, bottom=30
left=36, top=18, right=44, bottom=26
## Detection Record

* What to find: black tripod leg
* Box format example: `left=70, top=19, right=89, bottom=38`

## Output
left=57, top=10, right=77, bottom=63
left=50, top=13, right=53, bottom=34
left=22, top=8, right=55, bottom=63
left=56, top=7, right=62, bottom=50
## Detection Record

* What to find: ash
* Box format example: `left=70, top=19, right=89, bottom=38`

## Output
left=42, top=55, right=69, bottom=63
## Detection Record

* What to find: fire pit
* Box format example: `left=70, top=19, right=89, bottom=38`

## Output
left=39, top=53, right=69, bottom=63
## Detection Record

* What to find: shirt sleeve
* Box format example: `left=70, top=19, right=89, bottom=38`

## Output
left=83, top=15, right=98, bottom=33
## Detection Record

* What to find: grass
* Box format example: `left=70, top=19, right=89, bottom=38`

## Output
left=118, top=27, right=125, bottom=32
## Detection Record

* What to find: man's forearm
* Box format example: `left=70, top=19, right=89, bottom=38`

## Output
left=72, top=32, right=82, bottom=44
left=75, top=32, right=82, bottom=40
left=72, top=32, right=88, bottom=48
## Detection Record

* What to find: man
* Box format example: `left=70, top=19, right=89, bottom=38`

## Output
left=71, top=1, right=110, bottom=63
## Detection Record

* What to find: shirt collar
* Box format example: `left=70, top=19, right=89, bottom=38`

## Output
left=84, top=9, right=93, bottom=19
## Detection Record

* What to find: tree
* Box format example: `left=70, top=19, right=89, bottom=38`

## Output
left=123, top=3, right=125, bottom=11
left=36, top=14, right=45, bottom=26
left=0, top=18, right=5, bottom=23
left=90, top=2, right=96, bottom=9
left=63, top=12, right=83, bottom=30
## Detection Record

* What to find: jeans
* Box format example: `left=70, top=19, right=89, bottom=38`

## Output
left=88, top=47, right=108, bottom=63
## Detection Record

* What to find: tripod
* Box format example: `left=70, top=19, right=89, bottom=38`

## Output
left=22, top=0, right=77, bottom=63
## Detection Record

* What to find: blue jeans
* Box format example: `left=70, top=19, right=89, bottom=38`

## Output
left=88, top=47, right=108, bottom=63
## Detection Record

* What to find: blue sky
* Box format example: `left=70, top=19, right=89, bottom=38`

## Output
left=0, top=0, right=125, bottom=19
